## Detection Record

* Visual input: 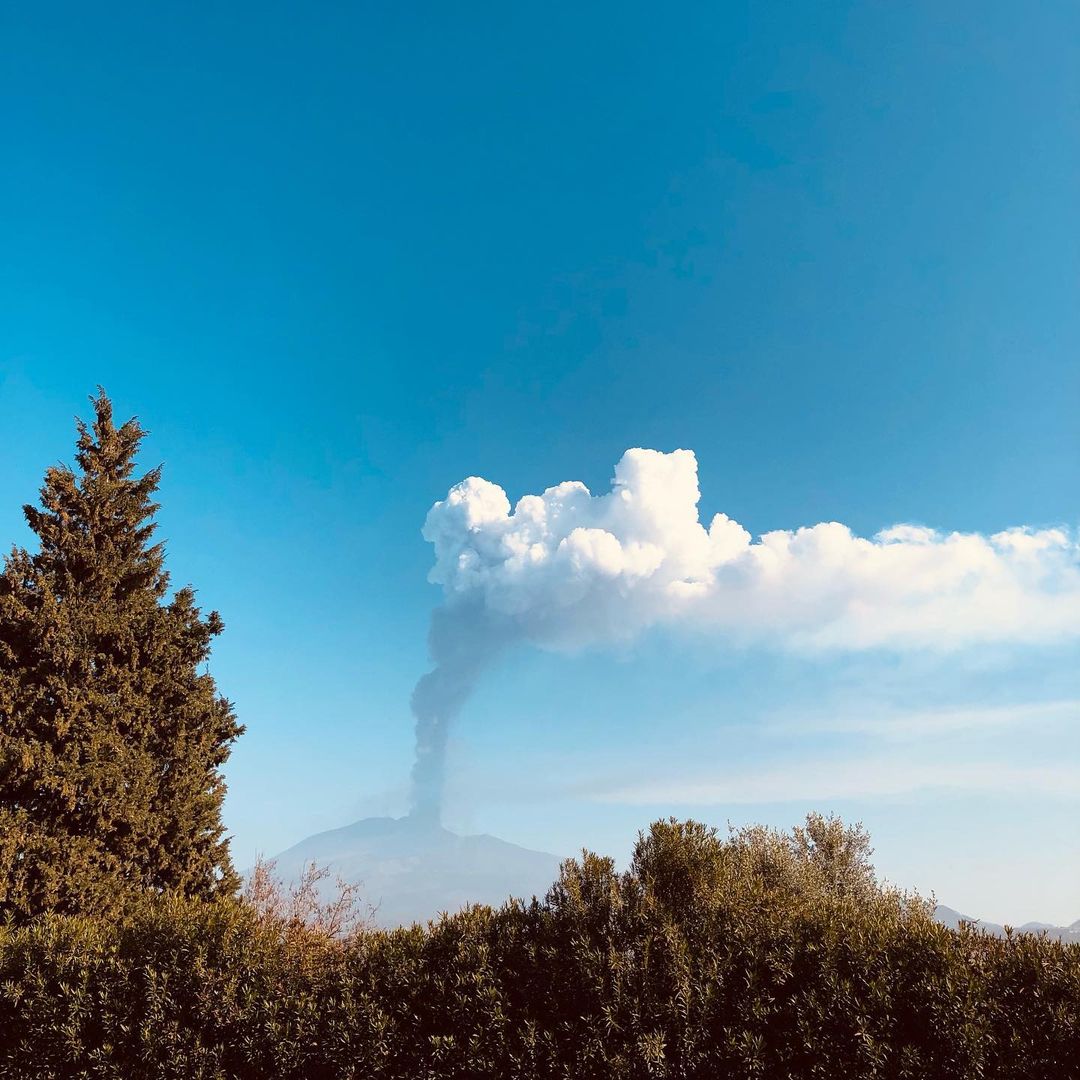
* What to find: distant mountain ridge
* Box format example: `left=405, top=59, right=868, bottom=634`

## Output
left=267, top=817, right=1077, bottom=936
left=934, top=905, right=1080, bottom=943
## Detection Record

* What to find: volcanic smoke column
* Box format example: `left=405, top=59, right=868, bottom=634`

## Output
left=408, top=602, right=509, bottom=824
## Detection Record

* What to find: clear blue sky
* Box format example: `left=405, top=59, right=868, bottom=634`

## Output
left=2, top=1, right=1078, bottom=923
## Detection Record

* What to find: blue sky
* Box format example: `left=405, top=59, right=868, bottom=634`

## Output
left=2, top=1, right=1078, bottom=923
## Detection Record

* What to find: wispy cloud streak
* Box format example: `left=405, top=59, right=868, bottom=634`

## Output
left=597, top=758, right=1080, bottom=806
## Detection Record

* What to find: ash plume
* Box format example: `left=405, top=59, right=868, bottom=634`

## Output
left=408, top=603, right=510, bottom=823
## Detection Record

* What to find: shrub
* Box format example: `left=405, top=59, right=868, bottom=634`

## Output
left=1, top=817, right=1077, bottom=1079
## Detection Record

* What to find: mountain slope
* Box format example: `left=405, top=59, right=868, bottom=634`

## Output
left=934, top=905, right=1080, bottom=943
left=268, top=820, right=1077, bottom=937
left=267, top=816, right=563, bottom=927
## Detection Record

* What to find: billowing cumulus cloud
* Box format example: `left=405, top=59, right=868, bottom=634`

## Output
left=408, top=447, right=1079, bottom=819
left=424, top=447, right=1078, bottom=651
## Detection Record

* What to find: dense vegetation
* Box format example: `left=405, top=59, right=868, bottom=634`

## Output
left=2, top=815, right=1079, bottom=1078
left=2, top=396, right=1078, bottom=1077
left=0, top=393, right=241, bottom=921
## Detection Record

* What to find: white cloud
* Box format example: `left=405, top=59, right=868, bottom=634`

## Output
left=423, top=447, right=1080, bottom=653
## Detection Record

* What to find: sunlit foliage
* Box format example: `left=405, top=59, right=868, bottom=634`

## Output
left=0, top=393, right=242, bottom=921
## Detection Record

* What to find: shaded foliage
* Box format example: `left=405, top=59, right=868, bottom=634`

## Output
left=1, top=816, right=1078, bottom=1078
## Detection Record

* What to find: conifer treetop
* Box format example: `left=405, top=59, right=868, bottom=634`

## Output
left=24, top=390, right=167, bottom=602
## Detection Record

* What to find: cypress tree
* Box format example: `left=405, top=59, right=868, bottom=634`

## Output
left=0, top=391, right=243, bottom=920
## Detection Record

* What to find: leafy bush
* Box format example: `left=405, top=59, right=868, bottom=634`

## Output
left=1, top=817, right=1077, bottom=1079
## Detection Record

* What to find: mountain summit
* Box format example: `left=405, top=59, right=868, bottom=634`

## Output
left=267, top=816, right=563, bottom=927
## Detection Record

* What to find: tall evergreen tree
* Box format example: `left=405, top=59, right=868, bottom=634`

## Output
left=0, top=391, right=243, bottom=920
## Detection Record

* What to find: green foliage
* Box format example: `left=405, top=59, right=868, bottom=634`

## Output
left=1, top=816, right=1078, bottom=1079
left=0, top=392, right=243, bottom=921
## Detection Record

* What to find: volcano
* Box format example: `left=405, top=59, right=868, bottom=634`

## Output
left=266, top=816, right=563, bottom=927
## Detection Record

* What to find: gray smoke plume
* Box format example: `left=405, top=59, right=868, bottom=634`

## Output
left=408, top=603, right=512, bottom=823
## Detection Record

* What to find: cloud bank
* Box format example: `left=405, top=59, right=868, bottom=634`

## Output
left=422, top=447, right=1080, bottom=653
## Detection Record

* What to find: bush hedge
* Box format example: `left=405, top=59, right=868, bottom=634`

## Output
left=1, top=818, right=1078, bottom=1079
